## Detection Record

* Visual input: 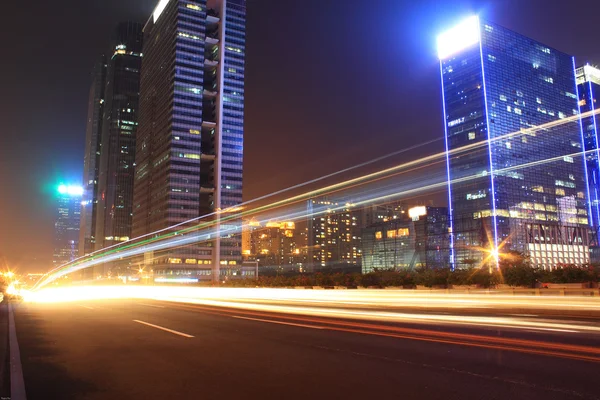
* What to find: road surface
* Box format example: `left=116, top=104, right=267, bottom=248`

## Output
left=12, top=299, right=600, bottom=400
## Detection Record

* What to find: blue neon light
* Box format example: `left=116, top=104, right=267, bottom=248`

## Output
left=573, top=57, right=594, bottom=227
left=588, top=77, right=600, bottom=227
left=478, top=17, right=499, bottom=268
left=439, top=61, right=455, bottom=269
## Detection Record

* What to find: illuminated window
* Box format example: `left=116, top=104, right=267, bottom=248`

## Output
left=185, top=259, right=197, bottom=264
left=556, top=188, right=566, bottom=196
left=387, top=230, right=397, bottom=239
left=168, top=258, right=182, bottom=264
left=468, top=132, right=476, bottom=140
left=375, top=231, right=382, bottom=240
left=189, top=129, right=200, bottom=135
left=186, top=4, right=201, bottom=11
left=532, top=186, right=544, bottom=193
left=398, top=228, right=409, bottom=237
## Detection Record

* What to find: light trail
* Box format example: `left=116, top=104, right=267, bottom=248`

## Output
left=24, top=285, right=600, bottom=362
left=35, top=109, right=600, bottom=288
left=35, top=147, right=598, bottom=288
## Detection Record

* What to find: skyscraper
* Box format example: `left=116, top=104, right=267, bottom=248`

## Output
left=576, top=65, right=600, bottom=249
left=439, top=17, right=590, bottom=269
left=133, top=0, right=246, bottom=282
left=54, top=185, right=83, bottom=268
left=95, top=22, right=143, bottom=254
left=79, top=57, right=107, bottom=256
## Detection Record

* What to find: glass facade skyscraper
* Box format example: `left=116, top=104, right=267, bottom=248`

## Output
left=439, top=17, right=590, bottom=269
left=576, top=65, right=600, bottom=237
left=133, top=0, right=246, bottom=281
left=95, top=22, right=143, bottom=254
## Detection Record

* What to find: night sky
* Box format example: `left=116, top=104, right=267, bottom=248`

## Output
left=1, top=0, right=598, bottom=272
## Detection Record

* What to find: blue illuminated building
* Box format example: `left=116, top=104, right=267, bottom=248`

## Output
left=576, top=65, right=600, bottom=238
left=133, top=0, right=246, bottom=281
left=439, top=17, right=590, bottom=269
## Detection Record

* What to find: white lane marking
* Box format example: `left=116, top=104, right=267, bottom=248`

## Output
left=232, top=316, right=325, bottom=330
left=79, top=305, right=94, bottom=310
left=133, top=320, right=194, bottom=338
left=9, top=303, right=27, bottom=400
left=136, top=303, right=165, bottom=309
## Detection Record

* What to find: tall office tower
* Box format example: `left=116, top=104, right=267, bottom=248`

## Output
left=95, top=22, right=143, bottom=259
left=439, top=17, right=590, bottom=270
left=134, top=0, right=246, bottom=282
left=576, top=65, right=600, bottom=256
left=79, top=57, right=107, bottom=256
left=54, top=185, right=83, bottom=268
left=307, top=199, right=361, bottom=272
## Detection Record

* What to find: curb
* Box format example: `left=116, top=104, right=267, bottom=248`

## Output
left=8, top=303, right=26, bottom=400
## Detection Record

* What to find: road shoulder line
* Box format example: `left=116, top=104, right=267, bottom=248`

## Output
left=9, top=303, right=27, bottom=400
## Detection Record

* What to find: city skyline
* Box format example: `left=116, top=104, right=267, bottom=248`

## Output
left=2, top=0, right=600, bottom=271
left=4, top=3, right=600, bottom=399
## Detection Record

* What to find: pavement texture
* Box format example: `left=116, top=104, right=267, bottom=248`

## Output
left=12, top=299, right=600, bottom=400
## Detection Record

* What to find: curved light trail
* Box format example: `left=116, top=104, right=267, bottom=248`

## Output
left=35, top=109, right=599, bottom=289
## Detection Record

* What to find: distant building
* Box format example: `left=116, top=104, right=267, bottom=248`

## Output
left=133, top=0, right=247, bottom=282
left=54, top=185, right=83, bottom=268
left=307, top=199, right=361, bottom=272
left=439, top=17, right=590, bottom=269
left=79, top=56, right=107, bottom=256
left=359, top=202, right=409, bottom=228
left=249, top=221, right=304, bottom=271
left=241, top=218, right=260, bottom=257
left=576, top=64, right=600, bottom=260
left=361, top=206, right=449, bottom=273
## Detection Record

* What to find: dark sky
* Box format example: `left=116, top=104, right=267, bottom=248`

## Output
left=1, top=0, right=598, bottom=272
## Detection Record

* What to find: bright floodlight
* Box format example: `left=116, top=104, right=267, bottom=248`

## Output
left=408, top=206, right=427, bottom=220
left=58, top=184, right=84, bottom=197
left=437, top=16, right=481, bottom=60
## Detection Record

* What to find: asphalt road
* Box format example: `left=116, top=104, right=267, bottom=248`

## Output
left=12, top=299, right=600, bottom=400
